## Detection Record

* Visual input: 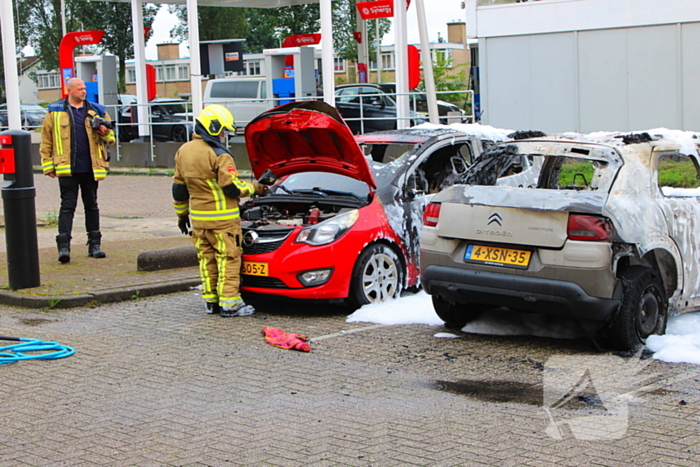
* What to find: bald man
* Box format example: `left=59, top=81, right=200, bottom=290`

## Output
left=40, top=78, right=116, bottom=263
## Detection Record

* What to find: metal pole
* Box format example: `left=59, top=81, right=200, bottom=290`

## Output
left=187, top=0, right=203, bottom=117
left=131, top=0, right=149, bottom=138
left=416, top=0, right=439, bottom=124
left=394, top=0, right=409, bottom=129
left=320, top=0, right=336, bottom=106
left=60, top=0, right=67, bottom=37
left=376, top=19, right=382, bottom=83
left=1, top=0, right=22, bottom=130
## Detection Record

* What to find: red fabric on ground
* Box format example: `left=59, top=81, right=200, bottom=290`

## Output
left=262, top=327, right=311, bottom=352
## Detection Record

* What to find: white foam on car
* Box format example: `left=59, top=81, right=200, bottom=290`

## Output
left=413, top=122, right=513, bottom=142
left=646, top=313, right=700, bottom=364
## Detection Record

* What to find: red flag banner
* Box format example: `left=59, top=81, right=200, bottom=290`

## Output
left=59, top=30, right=105, bottom=98
left=356, top=0, right=411, bottom=20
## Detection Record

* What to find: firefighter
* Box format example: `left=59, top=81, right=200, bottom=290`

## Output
left=172, top=104, right=265, bottom=317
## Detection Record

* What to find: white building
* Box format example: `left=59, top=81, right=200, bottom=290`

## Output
left=469, top=0, right=700, bottom=132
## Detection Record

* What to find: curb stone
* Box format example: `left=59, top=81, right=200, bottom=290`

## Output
left=0, top=278, right=201, bottom=309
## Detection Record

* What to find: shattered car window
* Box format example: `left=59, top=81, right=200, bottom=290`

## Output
left=657, top=153, right=700, bottom=196
left=459, top=143, right=613, bottom=192
left=360, top=142, right=414, bottom=163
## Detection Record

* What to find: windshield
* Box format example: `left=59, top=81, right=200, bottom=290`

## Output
left=160, top=103, right=190, bottom=115
left=274, top=172, right=370, bottom=199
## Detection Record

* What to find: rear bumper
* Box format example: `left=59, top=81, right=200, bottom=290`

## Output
left=421, top=265, right=620, bottom=322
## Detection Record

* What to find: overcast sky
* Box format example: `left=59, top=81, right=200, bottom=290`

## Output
left=145, top=1, right=468, bottom=60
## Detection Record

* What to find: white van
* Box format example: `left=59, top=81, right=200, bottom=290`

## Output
left=203, top=78, right=273, bottom=131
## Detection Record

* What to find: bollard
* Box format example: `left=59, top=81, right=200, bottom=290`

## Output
left=0, top=130, right=40, bottom=290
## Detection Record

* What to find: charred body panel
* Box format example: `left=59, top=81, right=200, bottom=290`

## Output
left=421, top=132, right=700, bottom=348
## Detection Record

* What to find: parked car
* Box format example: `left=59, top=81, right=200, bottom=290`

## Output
left=420, top=131, right=700, bottom=350
left=0, top=103, right=47, bottom=131
left=118, top=94, right=138, bottom=105
left=117, top=98, right=194, bottom=142
left=239, top=101, right=507, bottom=307
left=376, top=83, right=468, bottom=124
left=334, top=84, right=428, bottom=134
left=203, top=78, right=271, bottom=130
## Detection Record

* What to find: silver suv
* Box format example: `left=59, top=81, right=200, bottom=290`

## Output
left=420, top=131, right=700, bottom=350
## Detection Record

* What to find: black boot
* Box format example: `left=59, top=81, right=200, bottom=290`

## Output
left=56, top=234, right=71, bottom=263
left=87, top=231, right=106, bottom=258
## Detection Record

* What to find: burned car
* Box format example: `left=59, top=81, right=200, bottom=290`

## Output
left=239, top=101, right=505, bottom=307
left=420, top=131, right=700, bottom=350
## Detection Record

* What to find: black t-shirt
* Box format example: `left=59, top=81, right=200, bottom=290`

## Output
left=70, top=105, right=92, bottom=174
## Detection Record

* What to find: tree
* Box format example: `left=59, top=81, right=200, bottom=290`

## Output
left=77, top=2, right=159, bottom=93
left=168, top=5, right=249, bottom=43
left=420, top=55, right=470, bottom=111
left=17, top=0, right=80, bottom=72
left=167, top=2, right=388, bottom=61
left=17, top=0, right=158, bottom=94
left=243, top=9, right=278, bottom=53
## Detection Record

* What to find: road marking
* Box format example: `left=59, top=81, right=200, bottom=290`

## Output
left=622, top=370, right=700, bottom=398
left=311, top=324, right=386, bottom=342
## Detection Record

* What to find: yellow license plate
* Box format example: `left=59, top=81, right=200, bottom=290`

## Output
left=241, top=261, right=269, bottom=276
left=464, top=245, right=531, bottom=268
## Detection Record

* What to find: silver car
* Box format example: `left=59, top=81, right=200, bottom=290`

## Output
left=420, top=131, right=700, bottom=350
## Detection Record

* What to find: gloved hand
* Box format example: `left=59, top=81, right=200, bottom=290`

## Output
left=252, top=182, right=267, bottom=195
left=178, top=216, right=191, bottom=235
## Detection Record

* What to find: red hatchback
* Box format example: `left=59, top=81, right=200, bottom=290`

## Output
left=240, top=101, right=493, bottom=307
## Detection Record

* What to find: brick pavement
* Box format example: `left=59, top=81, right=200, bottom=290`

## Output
left=1, top=291, right=699, bottom=466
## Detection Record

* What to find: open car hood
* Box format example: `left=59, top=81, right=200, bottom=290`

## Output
left=244, top=101, right=376, bottom=189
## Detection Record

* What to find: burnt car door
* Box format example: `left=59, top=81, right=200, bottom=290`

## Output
left=653, top=150, right=700, bottom=306
left=398, top=137, right=478, bottom=278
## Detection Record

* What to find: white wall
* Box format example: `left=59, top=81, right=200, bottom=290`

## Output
left=19, top=75, right=39, bottom=104
left=476, top=0, right=700, bottom=132
left=475, top=0, right=700, bottom=38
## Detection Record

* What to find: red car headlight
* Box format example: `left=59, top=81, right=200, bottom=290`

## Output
left=295, top=209, right=360, bottom=246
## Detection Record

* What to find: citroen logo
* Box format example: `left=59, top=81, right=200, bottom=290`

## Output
left=243, top=231, right=259, bottom=248
left=487, top=212, right=503, bottom=226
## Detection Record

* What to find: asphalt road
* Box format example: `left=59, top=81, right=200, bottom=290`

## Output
left=1, top=291, right=699, bottom=466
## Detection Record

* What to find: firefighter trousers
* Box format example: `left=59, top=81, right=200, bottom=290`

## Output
left=191, top=225, right=243, bottom=309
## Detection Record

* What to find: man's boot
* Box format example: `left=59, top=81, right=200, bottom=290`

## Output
left=87, top=231, right=106, bottom=258
left=56, top=234, right=71, bottom=263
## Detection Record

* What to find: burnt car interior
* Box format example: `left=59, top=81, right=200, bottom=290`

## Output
left=368, top=142, right=474, bottom=194
left=458, top=144, right=608, bottom=191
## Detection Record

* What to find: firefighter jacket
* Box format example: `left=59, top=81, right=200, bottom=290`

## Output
left=39, top=99, right=115, bottom=181
left=172, top=134, right=257, bottom=230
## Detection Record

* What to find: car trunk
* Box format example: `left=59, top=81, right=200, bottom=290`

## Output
left=435, top=186, right=608, bottom=248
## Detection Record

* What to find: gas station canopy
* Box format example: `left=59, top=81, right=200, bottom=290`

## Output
left=110, top=0, right=317, bottom=6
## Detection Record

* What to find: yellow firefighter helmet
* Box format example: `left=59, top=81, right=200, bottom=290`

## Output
left=197, top=104, right=235, bottom=136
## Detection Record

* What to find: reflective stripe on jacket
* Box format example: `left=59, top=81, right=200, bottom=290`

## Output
left=39, top=99, right=115, bottom=181
left=172, top=134, right=255, bottom=230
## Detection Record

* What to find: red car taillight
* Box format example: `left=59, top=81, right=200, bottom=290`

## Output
left=567, top=214, right=614, bottom=241
left=423, top=203, right=441, bottom=227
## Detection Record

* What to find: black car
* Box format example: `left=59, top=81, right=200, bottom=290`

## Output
left=117, top=98, right=194, bottom=142
left=377, top=83, right=468, bottom=125
left=334, top=84, right=427, bottom=134
left=334, top=84, right=466, bottom=134
left=0, top=103, right=48, bottom=131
